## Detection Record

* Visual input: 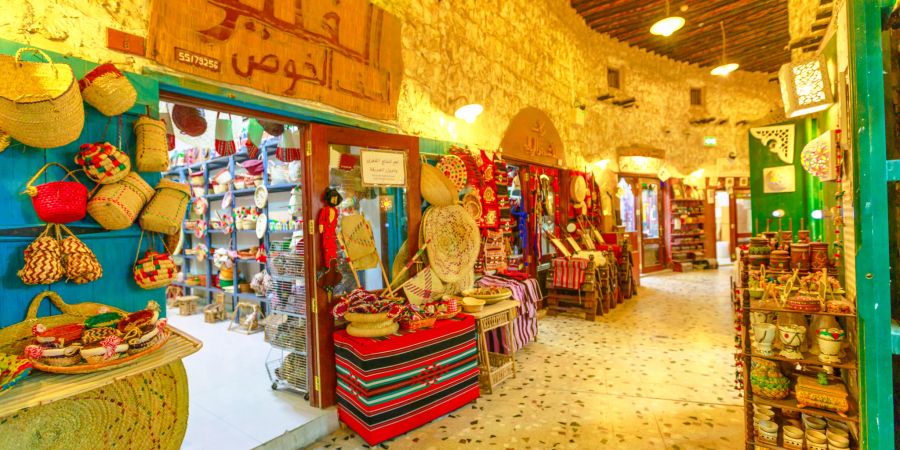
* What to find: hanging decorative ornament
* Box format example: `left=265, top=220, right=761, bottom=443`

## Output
left=276, top=127, right=302, bottom=162
left=214, top=113, right=237, bottom=157
left=245, top=119, right=264, bottom=159
left=221, top=191, right=233, bottom=210
left=193, top=197, right=208, bottom=216
left=194, top=219, right=207, bottom=239
left=800, top=130, right=837, bottom=181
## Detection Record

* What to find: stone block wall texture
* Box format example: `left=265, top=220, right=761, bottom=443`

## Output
left=0, top=0, right=781, bottom=176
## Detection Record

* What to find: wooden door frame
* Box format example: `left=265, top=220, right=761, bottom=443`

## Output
left=730, top=188, right=752, bottom=257
left=618, top=174, right=666, bottom=273
left=306, top=124, right=420, bottom=408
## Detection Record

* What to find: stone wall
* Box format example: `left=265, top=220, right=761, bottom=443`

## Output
left=0, top=0, right=781, bottom=176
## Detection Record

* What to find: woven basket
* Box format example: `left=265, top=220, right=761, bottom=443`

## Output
left=133, top=115, right=169, bottom=172
left=344, top=312, right=391, bottom=323
left=421, top=164, right=459, bottom=207
left=423, top=205, right=481, bottom=283
left=134, top=250, right=177, bottom=290
left=346, top=321, right=399, bottom=338
left=0, top=48, right=84, bottom=148
left=87, top=172, right=153, bottom=230
left=17, top=226, right=64, bottom=285
left=400, top=317, right=436, bottom=332
left=59, top=225, right=102, bottom=284
left=23, top=162, right=88, bottom=224
left=78, top=63, right=136, bottom=116
left=139, top=178, right=191, bottom=235
left=401, top=267, right=445, bottom=305
left=75, top=141, right=131, bottom=184
left=171, top=104, right=206, bottom=136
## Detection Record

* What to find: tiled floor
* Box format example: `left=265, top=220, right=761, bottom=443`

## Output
left=168, top=312, right=330, bottom=450
left=307, top=269, right=744, bottom=449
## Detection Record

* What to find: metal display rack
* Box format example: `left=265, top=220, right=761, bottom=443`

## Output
left=264, top=238, right=309, bottom=397
left=164, top=138, right=303, bottom=312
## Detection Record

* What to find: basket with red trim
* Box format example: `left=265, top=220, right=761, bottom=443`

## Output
left=78, top=63, right=136, bottom=117
left=75, top=142, right=131, bottom=184
left=22, top=163, right=88, bottom=224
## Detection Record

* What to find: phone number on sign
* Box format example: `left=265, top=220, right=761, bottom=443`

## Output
left=175, top=48, right=220, bottom=72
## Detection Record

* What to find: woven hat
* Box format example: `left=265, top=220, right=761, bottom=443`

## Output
left=339, top=214, right=379, bottom=270
left=391, top=239, right=410, bottom=286
left=571, top=174, right=587, bottom=203
left=462, top=191, right=482, bottom=220
left=436, top=155, right=468, bottom=190
left=401, top=267, right=444, bottom=305
left=421, top=164, right=458, bottom=207
left=423, top=204, right=480, bottom=283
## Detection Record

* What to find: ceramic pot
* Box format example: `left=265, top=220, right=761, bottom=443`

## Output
left=779, top=324, right=806, bottom=359
left=810, top=242, right=830, bottom=270
left=817, top=327, right=845, bottom=364
left=754, top=323, right=778, bottom=356
left=791, top=243, right=811, bottom=272
left=783, top=425, right=804, bottom=449
left=750, top=311, right=774, bottom=325
left=806, top=429, right=828, bottom=450
left=797, top=229, right=810, bottom=243
left=758, top=420, right=778, bottom=443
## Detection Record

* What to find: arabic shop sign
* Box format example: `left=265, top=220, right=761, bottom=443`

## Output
left=149, top=0, right=403, bottom=120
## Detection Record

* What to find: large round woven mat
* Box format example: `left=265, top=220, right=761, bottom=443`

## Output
left=571, top=174, right=587, bottom=203
left=423, top=205, right=480, bottom=283
left=0, top=361, right=188, bottom=450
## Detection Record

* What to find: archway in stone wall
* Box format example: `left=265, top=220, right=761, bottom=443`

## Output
left=499, top=107, right=565, bottom=167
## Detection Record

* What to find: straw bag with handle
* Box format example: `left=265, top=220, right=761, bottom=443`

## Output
left=17, top=225, right=64, bottom=285
left=78, top=63, right=136, bottom=117
left=22, top=162, right=88, bottom=224
left=87, top=172, right=154, bottom=230
left=139, top=178, right=191, bottom=235
left=75, top=141, right=131, bottom=184
left=133, top=232, right=177, bottom=290
left=58, top=225, right=102, bottom=284
left=0, top=48, right=84, bottom=148
left=133, top=115, right=170, bottom=172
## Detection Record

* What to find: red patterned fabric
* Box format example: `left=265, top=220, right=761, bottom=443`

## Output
left=551, top=256, right=589, bottom=289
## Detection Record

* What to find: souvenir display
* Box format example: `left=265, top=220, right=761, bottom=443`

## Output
left=749, top=358, right=790, bottom=400
left=245, top=119, right=264, bottom=159
left=132, top=232, right=177, bottom=290
left=436, top=154, right=468, bottom=190
left=75, top=141, right=132, bottom=185
left=817, top=327, right=845, bottom=363
left=213, top=113, right=237, bottom=156
left=422, top=204, right=480, bottom=283
left=400, top=267, right=444, bottom=305
left=276, top=127, right=302, bottom=162
left=87, top=172, right=154, bottom=230
left=78, top=63, right=136, bottom=116
left=0, top=48, right=84, bottom=148
left=795, top=376, right=850, bottom=414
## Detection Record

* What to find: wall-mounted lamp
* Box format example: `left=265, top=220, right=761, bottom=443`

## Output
left=778, top=55, right=834, bottom=118
left=772, top=209, right=786, bottom=218
left=811, top=209, right=824, bottom=220
left=450, top=96, right=484, bottom=124
left=594, top=159, right=610, bottom=170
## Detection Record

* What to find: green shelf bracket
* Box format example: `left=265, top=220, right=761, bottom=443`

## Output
left=886, top=159, right=900, bottom=181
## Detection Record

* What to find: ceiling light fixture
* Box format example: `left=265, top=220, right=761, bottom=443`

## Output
left=711, top=21, right=739, bottom=76
left=649, top=0, right=685, bottom=37
left=449, top=96, right=484, bottom=124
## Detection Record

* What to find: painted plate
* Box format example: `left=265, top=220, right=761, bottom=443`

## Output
left=436, top=155, right=468, bottom=191
left=254, top=186, right=268, bottom=209
left=221, top=191, right=233, bottom=210
left=256, top=214, right=268, bottom=239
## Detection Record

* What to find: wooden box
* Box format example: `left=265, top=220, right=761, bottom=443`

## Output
left=795, top=375, right=849, bottom=414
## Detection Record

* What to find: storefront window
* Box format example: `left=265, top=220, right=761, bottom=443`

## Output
left=618, top=178, right=636, bottom=232
left=641, top=183, right=659, bottom=238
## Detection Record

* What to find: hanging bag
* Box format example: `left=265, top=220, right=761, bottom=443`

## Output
left=22, top=162, right=88, bottom=224
left=17, top=224, right=64, bottom=285
left=58, top=224, right=103, bottom=284
left=133, top=232, right=177, bottom=290
left=139, top=178, right=191, bottom=234
left=214, top=112, right=236, bottom=157
left=75, top=141, right=131, bottom=184
left=86, top=172, right=154, bottom=230
left=0, top=47, right=84, bottom=148
left=276, top=127, right=302, bottom=162
left=133, top=113, right=170, bottom=172
left=245, top=118, right=264, bottom=159
left=78, top=63, right=136, bottom=117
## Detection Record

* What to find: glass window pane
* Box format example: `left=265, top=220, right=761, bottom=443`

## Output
left=641, top=183, right=659, bottom=238
left=618, top=178, right=636, bottom=232
left=736, top=195, right=752, bottom=234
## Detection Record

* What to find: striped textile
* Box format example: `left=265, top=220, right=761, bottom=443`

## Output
left=334, top=315, right=480, bottom=445
left=551, top=257, right=590, bottom=289
left=476, top=275, right=541, bottom=353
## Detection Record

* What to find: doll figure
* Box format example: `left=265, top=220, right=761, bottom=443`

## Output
left=317, top=187, right=343, bottom=265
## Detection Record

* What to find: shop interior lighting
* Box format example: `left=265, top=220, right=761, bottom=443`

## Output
left=778, top=55, right=834, bottom=118
left=594, top=159, right=610, bottom=170
left=711, top=22, right=739, bottom=76
left=811, top=209, right=824, bottom=219
left=650, top=1, right=685, bottom=37
left=450, top=96, right=484, bottom=124
left=772, top=209, right=786, bottom=218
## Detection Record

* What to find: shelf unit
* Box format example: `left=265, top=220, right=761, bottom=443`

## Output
left=736, top=251, right=861, bottom=449
left=669, top=190, right=706, bottom=263
left=164, top=139, right=302, bottom=312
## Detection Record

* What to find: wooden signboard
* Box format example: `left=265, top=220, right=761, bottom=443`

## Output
left=499, top=107, right=565, bottom=167
left=148, top=0, right=402, bottom=120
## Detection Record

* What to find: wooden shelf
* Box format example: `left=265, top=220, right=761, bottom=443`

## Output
left=749, top=348, right=857, bottom=369
left=747, top=301, right=857, bottom=318
left=750, top=396, right=859, bottom=423
left=748, top=438, right=857, bottom=450
left=671, top=232, right=703, bottom=237
left=672, top=198, right=703, bottom=202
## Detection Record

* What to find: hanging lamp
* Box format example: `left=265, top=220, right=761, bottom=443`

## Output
left=711, top=21, right=739, bottom=76
left=778, top=55, right=834, bottom=118
left=649, top=0, right=685, bottom=37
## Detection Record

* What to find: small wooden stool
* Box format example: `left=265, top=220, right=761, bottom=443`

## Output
left=175, top=295, right=199, bottom=316
left=204, top=303, right=226, bottom=323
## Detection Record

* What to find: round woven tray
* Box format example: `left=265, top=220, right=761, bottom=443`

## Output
left=0, top=361, right=188, bottom=450
left=30, top=329, right=170, bottom=374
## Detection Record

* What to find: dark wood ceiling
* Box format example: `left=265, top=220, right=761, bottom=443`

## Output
left=571, top=0, right=791, bottom=73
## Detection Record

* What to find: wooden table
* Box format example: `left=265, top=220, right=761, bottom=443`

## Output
left=467, top=300, right=518, bottom=394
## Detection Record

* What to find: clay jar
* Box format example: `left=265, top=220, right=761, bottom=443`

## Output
left=769, top=249, right=790, bottom=271
left=791, top=242, right=811, bottom=272
left=810, top=242, right=830, bottom=270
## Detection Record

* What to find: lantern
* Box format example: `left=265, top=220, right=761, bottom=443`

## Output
left=778, top=55, right=834, bottom=118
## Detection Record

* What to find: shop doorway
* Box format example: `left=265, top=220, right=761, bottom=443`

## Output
left=714, top=190, right=731, bottom=265
left=618, top=176, right=664, bottom=273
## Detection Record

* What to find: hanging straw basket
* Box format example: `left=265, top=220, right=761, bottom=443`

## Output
left=75, top=142, right=131, bottom=184
left=59, top=225, right=103, bottom=284
left=139, top=179, right=191, bottom=235
left=17, top=225, right=64, bottom=285
left=133, top=115, right=170, bottom=172
left=134, top=250, right=178, bottom=290
left=0, top=48, right=84, bottom=148
left=87, top=172, right=154, bottom=230
left=22, top=162, right=88, bottom=224
left=421, top=164, right=459, bottom=207
left=171, top=104, right=206, bottom=137
left=78, top=63, right=136, bottom=117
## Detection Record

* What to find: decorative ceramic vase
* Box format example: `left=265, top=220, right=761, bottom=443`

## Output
left=791, top=243, right=811, bottom=273
left=817, top=327, right=845, bottom=364
left=749, top=358, right=790, bottom=399
left=770, top=249, right=791, bottom=271
left=750, top=311, right=774, bottom=325
left=779, top=324, right=806, bottom=359
left=754, top=323, right=778, bottom=356
left=810, top=242, right=829, bottom=270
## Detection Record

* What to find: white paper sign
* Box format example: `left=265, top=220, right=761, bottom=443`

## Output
left=360, top=149, right=407, bottom=187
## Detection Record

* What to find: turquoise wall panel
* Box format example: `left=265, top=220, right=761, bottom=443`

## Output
left=0, top=40, right=166, bottom=328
